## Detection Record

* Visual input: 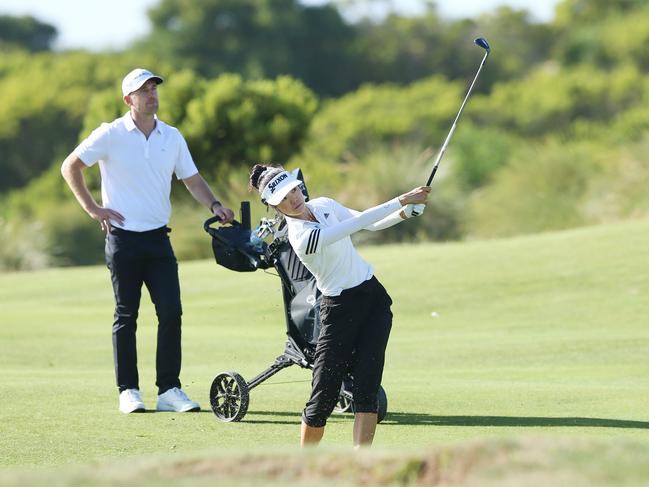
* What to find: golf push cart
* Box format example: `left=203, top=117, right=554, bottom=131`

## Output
left=203, top=174, right=388, bottom=423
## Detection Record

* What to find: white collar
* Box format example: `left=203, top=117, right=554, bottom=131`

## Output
left=123, top=112, right=163, bottom=135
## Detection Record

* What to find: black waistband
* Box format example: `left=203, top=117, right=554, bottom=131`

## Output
left=338, top=275, right=378, bottom=297
left=110, top=226, right=170, bottom=236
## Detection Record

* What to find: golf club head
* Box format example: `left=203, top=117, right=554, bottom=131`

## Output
left=474, top=37, right=490, bottom=52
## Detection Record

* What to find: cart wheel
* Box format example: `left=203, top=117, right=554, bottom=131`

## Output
left=210, top=372, right=249, bottom=422
left=334, top=389, right=353, bottom=414
left=377, top=385, right=388, bottom=423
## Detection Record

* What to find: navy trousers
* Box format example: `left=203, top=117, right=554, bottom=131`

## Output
left=105, top=226, right=182, bottom=395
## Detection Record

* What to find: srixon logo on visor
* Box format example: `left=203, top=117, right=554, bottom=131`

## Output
left=268, top=173, right=288, bottom=193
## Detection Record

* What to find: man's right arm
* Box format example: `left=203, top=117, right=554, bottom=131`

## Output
left=60, top=154, right=124, bottom=233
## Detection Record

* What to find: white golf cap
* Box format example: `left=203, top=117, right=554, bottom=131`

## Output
left=261, top=169, right=303, bottom=206
left=121, top=68, right=164, bottom=97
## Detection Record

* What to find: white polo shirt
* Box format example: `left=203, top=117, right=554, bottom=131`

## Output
left=74, top=113, right=198, bottom=231
left=286, top=197, right=402, bottom=296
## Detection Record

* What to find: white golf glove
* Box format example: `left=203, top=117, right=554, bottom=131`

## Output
left=402, top=204, right=426, bottom=218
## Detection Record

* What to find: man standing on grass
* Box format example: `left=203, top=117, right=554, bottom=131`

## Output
left=61, top=68, right=234, bottom=414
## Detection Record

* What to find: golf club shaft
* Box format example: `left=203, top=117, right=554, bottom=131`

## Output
left=425, top=49, right=490, bottom=186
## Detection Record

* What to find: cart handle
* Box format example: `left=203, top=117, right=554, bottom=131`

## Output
left=203, top=216, right=267, bottom=270
left=204, top=215, right=225, bottom=233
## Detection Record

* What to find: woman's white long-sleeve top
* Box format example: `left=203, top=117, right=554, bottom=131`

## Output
left=285, top=196, right=404, bottom=296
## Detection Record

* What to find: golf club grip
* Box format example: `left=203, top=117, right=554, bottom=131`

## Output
left=426, top=122, right=456, bottom=185
left=426, top=166, right=439, bottom=186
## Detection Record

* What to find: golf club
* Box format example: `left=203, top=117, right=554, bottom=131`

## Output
left=425, top=37, right=491, bottom=186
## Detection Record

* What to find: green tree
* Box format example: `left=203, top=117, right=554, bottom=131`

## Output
left=136, top=0, right=356, bottom=96
left=553, top=1, right=649, bottom=69
left=290, top=74, right=464, bottom=195
left=133, top=0, right=558, bottom=97
left=180, top=74, right=318, bottom=178
left=554, top=0, right=645, bottom=27
left=473, top=7, right=554, bottom=80
left=451, top=123, right=518, bottom=190
left=0, top=15, right=57, bottom=51
left=469, top=64, right=648, bottom=137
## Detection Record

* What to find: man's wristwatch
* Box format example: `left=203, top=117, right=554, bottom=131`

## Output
left=210, top=200, right=222, bottom=213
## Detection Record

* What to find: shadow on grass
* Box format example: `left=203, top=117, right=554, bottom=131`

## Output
left=198, top=409, right=301, bottom=425
left=204, top=410, right=649, bottom=429
left=381, top=413, right=649, bottom=429
left=199, top=410, right=368, bottom=425
left=198, top=409, right=649, bottom=429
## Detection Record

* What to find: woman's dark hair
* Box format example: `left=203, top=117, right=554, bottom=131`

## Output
left=249, top=164, right=269, bottom=191
left=249, top=164, right=285, bottom=202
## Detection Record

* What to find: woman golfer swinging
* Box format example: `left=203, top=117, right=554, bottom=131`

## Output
left=249, top=164, right=430, bottom=448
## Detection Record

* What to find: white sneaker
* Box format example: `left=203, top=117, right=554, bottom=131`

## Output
left=156, top=387, right=200, bottom=412
left=119, top=389, right=145, bottom=414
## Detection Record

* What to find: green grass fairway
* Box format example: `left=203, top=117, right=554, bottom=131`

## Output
left=1, top=218, right=648, bottom=484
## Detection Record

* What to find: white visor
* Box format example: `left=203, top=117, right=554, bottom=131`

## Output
left=261, top=170, right=303, bottom=205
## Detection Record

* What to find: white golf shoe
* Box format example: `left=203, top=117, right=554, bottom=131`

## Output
left=156, top=387, right=200, bottom=412
left=119, top=389, right=145, bottom=414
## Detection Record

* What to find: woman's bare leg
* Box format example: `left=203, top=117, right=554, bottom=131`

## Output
left=353, top=412, right=378, bottom=448
left=301, top=421, right=325, bottom=447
